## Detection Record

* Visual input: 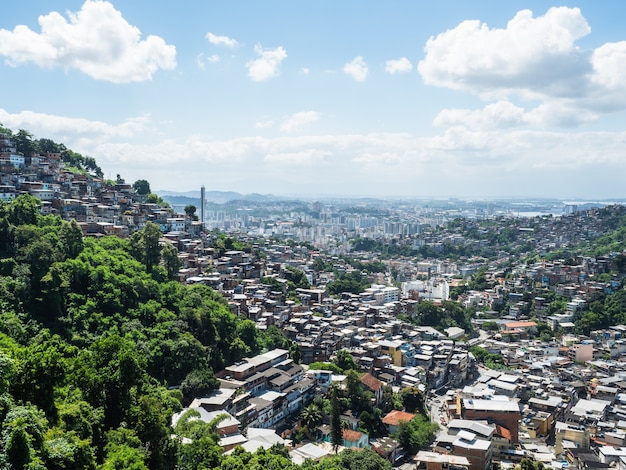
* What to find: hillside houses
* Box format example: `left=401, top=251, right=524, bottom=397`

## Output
left=10, top=134, right=626, bottom=467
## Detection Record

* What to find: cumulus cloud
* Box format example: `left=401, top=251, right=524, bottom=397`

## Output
left=434, top=101, right=527, bottom=130
left=280, top=111, right=320, bottom=133
left=246, top=44, right=287, bottom=81
left=205, top=32, right=238, bottom=47
left=418, top=6, right=626, bottom=128
left=343, top=56, right=368, bottom=82
left=0, top=108, right=150, bottom=140
left=0, top=0, right=176, bottom=83
left=385, top=57, right=413, bottom=74
left=525, top=101, right=598, bottom=127
left=418, top=7, right=591, bottom=98
left=433, top=99, right=600, bottom=135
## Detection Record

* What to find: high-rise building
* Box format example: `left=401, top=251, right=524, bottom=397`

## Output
left=200, top=185, right=205, bottom=226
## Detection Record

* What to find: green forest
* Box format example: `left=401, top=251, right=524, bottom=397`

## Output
left=0, top=194, right=393, bottom=469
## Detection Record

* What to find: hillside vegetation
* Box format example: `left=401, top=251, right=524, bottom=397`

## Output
left=0, top=194, right=288, bottom=468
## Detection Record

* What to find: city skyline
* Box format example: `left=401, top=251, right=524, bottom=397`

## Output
left=1, top=1, right=626, bottom=199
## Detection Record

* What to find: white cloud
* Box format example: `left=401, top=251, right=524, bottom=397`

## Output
left=385, top=57, right=413, bottom=74
left=4, top=107, right=626, bottom=198
left=343, top=56, right=368, bottom=82
left=300, top=67, right=310, bottom=75
left=586, top=41, right=626, bottom=111
left=418, top=7, right=590, bottom=98
left=93, top=126, right=626, bottom=197
left=246, top=44, right=287, bottom=81
left=417, top=6, right=626, bottom=129
left=205, top=32, right=238, bottom=47
left=196, top=53, right=220, bottom=70
left=0, top=108, right=149, bottom=140
left=280, top=111, right=320, bottom=133
left=265, top=149, right=331, bottom=165
left=196, top=53, right=206, bottom=70
left=433, top=99, right=600, bottom=135
left=525, top=101, right=598, bottom=127
left=255, top=119, right=275, bottom=129
left=0, top=0, right=176, bottom=83
left=434, top=101, right=527, bottom=130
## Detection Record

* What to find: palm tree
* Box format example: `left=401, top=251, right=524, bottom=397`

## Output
left=300, top=404, right=323, bottom=438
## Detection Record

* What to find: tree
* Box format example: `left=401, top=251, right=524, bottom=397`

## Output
left=8, top=194, right=41, bottom=226
left=180, top=368, right=219, bottom=406
left=143, top=222, right=162, bottom=273
left=482, top=321, right=500, bottom=332
left=1, top=405, right=49, bottom=468
left=0, top=123, right=12, bottom=136
left=13, top=129, right=39, bottom=156
left=358, top=408, right=385, bottom=437
left=332, top=349, right=357, bottom=372
left=304, top=448, right=392, bottom=470
left=129, top=390, right=179, bottom=469
left=184, top=205, right=198, bottom=221
left=60, top=219, right=84, bottom=259
left=400, top=386, right=425, bottom=414
left=395, top=415, right=438, bottom=454
left=43, top=428, right=96, bottom=470
left=145, top=193, right=170, bottom=207
left=414, top=301, right=441, bottom=327
left=11, top=332, right=70, bottom=420
left=130, top=222, right=162, bottom=273
left=101, top=429, right=148, bottom=470
left=175, top=411, right=226, bottom=470
left=132, top=180, right=151, bottom=195
left=329, top=385, right=342, bottom=452
left=289, top=342, right=301, bottom=364
left=345, top=370, right=367, bottom=412
left=519, top=457, right=545, bottom=470
left=5, top=426, right=33, bottom=469
left=77, top=335, right=148, bottom=430
left=301, top=403, right=323, bottom=436
left=161, top=242, right=180, bottom=280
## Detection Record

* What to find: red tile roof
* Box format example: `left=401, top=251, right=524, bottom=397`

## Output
left=360, top=373, right=383, bottom=392
left=382, top=410, right=416, bottom=426
left=342, top=429, right=364, bottom=442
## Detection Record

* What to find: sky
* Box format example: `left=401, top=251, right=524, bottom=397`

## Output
left=1, top=1, right=626, bottom=199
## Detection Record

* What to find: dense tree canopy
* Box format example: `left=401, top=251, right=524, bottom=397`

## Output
left=0, top=201, right=279, bottom=468
left=133, top=179, right=152, bottom=195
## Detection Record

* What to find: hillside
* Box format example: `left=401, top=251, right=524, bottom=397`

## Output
left=0, top=126, right=393, bottom=469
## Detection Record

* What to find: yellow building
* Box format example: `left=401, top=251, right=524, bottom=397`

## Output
left=377, top=339, right=404, bottom=366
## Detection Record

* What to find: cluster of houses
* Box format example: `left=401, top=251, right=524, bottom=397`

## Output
left=414, top=325, right=626, bottom=470
left=172, top=347, right=413, bottom=463
left=169, top=242, right=626, bottom=469
left=8, top=133, right=626, bottom=469
left=0, top=134, right=198, bottom=236
left=133, top=219, right=626, bottom=469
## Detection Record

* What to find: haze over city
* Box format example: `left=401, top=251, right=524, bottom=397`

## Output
left=1, top=1, right=626, bottom=199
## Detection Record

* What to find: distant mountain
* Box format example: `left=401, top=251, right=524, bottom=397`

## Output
left=158, top=190, right=281, bottom=206
left=158, top=190, right=238, bottom=203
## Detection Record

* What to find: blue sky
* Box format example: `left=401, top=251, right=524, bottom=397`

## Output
left=1, top=1, right=626, bottom=199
